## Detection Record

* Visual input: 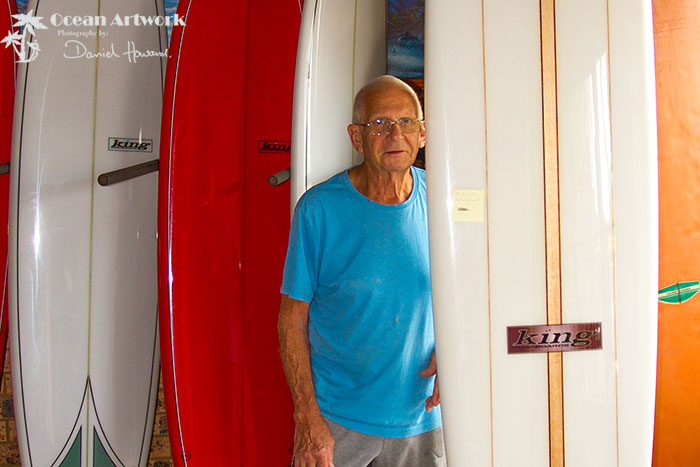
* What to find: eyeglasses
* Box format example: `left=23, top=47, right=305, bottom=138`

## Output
left=353, top=117, right=424, bottom=136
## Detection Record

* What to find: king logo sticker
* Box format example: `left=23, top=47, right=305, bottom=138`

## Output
left=258, top=140, right=291, bottom=154
left=507, top=322, right=602, bottom=354
left=109, top=137, right=153, bottom=153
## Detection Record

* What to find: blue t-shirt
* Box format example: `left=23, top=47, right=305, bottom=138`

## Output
left=281, top=166, right=441, bottom=438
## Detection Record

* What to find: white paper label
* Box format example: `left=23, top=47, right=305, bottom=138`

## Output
left=452, top=189, right=484, bottom=223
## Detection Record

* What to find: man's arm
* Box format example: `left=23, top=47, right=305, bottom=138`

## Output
left=278, top=294, right=335, bottom=467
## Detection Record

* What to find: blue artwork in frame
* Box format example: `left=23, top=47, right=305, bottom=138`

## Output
left=386, top=0, right=425, bottom=79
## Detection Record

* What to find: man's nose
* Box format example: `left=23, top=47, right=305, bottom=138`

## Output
left=387, top=121, right=403, bottom=137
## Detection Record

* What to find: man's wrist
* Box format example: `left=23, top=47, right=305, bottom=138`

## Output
left=294, top=405, right=325, bottom=426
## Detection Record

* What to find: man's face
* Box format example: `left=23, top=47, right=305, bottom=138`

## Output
left=349, top=87, right=426, bottom=174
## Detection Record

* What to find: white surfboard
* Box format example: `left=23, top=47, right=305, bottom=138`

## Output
left=291, top=0, right=386, bottom=209
left=8, top=1, right=166, bottom=465
left=425, top=1, right=658, bottom=466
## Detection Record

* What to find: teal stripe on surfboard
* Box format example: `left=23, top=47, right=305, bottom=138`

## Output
left=59, top=428, right=81, bottom=467
left=93, top=429, right=117, bottom=467
left=658, top=281, right=700, bottom=304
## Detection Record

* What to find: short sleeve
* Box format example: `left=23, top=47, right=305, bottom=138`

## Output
left=280, top=196, right=319, bottom=303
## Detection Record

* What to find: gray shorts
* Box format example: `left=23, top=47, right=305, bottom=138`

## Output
left=325, top=418, right=446, bottom=467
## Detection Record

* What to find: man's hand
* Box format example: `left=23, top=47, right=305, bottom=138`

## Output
left=293, top=413, right=335, bottom=467
left=419, top=351, right=440, bottom=412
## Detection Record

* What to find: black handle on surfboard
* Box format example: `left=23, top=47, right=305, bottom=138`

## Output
left=268, top=167, right=290, bottom=186
left=98, top=159, right=159, bottom=186
left=0, top=162, right=8, bottom=175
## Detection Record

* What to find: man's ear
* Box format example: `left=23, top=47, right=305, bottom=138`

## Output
left=347, top=124, right=364, bottom=153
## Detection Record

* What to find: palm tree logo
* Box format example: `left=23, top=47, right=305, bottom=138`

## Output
left=1, top=10, right=48, bottom=63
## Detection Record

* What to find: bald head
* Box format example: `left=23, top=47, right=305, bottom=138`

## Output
left=352, top=75, right=423, bottom=124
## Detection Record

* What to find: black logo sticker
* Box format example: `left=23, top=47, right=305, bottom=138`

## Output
left=258, top=140, right=291, bottom=154
left=108, top=137, right=153, bottom=153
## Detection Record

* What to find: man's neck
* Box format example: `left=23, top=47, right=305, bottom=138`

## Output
left=347, top=163, right=414, bottom=205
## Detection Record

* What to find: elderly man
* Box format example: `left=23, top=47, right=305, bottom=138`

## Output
left=278, top=75, right=444, bottom=467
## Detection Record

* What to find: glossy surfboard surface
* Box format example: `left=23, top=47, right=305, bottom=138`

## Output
left=425, top=1, right=657, bottom=466
left=0, top=0, right=16, bottom=383
left=291, top=0, right=386, bottom=208
left=8, top=0, right=166, bottom=465
left=653, top=0, right=700, bottom=464
left=158, top=0, right=300, bottom=464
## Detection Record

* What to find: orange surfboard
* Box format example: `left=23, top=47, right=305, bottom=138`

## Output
left=653, top=0, right=700, bottom=465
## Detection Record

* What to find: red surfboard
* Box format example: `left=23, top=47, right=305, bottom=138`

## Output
left=158, top=0, right=300, bottom=465
left=0, top=0, right=17, bottom=381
